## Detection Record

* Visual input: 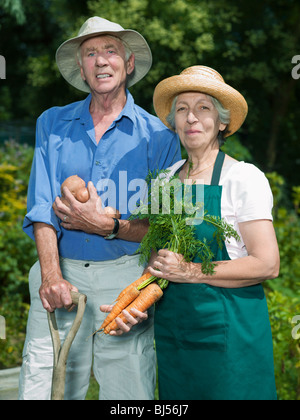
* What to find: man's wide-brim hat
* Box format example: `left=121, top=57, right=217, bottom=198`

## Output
left=56, top=16, right=152, bottom=92
left=153, top=66, right=248, bottom=137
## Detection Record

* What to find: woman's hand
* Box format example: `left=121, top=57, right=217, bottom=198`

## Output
left=100, top=305, right=148, bottom=336
left=148, top=249, right=192, bottom=283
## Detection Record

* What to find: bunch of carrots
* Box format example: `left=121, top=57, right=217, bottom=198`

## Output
left=97, top=272, right=163, bottom=335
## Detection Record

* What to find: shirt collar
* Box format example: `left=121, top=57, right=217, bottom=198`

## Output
left=61, top=90, right=136, bottom=125
left=115, top=90, right=137, bottom=125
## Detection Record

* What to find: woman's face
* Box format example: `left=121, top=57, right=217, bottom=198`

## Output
left=174, top=92, right=226, bottom=153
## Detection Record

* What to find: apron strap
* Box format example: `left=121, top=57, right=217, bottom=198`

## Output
left=211, top=150, right=225, bottom=186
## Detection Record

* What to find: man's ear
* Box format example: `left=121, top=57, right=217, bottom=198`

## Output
left=80, top=66, right=86, bottom=81
left=126, top=54, right=135, bottom=76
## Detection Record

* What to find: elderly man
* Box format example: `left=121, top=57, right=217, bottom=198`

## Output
left=19, top=17, right=181, bottom=400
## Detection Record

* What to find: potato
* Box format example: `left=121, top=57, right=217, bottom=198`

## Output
left=60, top=175, right=89, bottom=205
left=76, top=187, right=89, bottom=203
left=58, top=175, right=121, bottom=218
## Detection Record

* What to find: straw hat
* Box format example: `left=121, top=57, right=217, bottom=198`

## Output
left=56, top=16, right=152, bottom=93
left=153, top=66, right=248, bottom=137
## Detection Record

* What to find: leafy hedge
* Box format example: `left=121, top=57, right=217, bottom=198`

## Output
left=0, top=140, right=37, bottom=368
left=0, top=139, right=299, bottom=399
left=264, top=172, right=300, bottom=400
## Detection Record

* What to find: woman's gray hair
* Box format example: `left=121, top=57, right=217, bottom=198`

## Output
left=166, top=94, right=231, bottom=146
left=77, top=35, right=133, bottom=66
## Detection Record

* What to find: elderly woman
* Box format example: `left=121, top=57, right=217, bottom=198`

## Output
left=147, top=66, right=280, bottom=400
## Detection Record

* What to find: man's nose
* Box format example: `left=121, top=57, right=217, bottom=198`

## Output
left=95, top=53, right=108, bottom=66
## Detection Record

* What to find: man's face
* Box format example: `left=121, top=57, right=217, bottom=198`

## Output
left=79, top=35, right=134, bottom=95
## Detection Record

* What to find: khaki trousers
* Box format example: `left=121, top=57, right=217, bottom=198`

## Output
left=18, top=255, right=156, bottom=400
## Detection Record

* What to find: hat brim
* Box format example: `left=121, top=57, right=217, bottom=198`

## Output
left=56, top=29, right=152, bottom=93
left=153, top=74, right=248, bottom=137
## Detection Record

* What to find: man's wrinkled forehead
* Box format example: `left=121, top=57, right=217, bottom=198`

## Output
left=80, top=34, right=124, bottom=52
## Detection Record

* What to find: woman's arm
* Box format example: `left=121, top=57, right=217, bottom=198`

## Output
left=148, top=219, right=280, bottom=288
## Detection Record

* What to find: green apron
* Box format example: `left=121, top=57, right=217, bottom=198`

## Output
left=154, top=151, right=277, bottom=400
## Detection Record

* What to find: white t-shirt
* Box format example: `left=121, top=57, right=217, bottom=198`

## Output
left=164, top=158, right=274, bottom=261
left=219, top=159, right=273, bottom=260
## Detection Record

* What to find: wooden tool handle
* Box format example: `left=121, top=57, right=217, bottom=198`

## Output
left=70, top=291, right=87, bottom=306
left=48, top=290, right=87, bottom=400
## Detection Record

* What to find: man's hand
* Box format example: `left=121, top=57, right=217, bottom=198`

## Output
left=53, top=181, right=115, bottom=236
left=39, top=274, right=78, bottom=313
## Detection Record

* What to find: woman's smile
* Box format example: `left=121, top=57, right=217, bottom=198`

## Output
left=185, top=128, right=203, bottom=136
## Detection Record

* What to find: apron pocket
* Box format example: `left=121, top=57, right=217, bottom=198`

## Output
left=175, top=283, right=227, bottom=352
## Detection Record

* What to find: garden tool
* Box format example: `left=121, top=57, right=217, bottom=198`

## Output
left=47, top=291, right=87, bottom=400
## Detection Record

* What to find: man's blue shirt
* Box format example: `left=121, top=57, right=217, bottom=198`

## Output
left=23, top=91, right=181, bottom=261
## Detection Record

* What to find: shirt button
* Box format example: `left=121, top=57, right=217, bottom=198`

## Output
left=95, top=161, right=100, bottom=166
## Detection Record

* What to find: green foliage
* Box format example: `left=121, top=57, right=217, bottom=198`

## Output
left=0, top=87, right=13, bottom=121
left=221, top=135, right=253, bottom=162
left=2, top=0, right=26, bottom=25
left=27, top=55, right=60, bottom=88
left=292, top=186, right=300, bottom=215
left=266, top=172, right=300, bottom=293
left=0, top=141, right=37, bottom=368
left=0, top=140, right=33, bottom=224
left=264, top=171, right=300, bottom=400
left=266, top=289, right=300, bottom=401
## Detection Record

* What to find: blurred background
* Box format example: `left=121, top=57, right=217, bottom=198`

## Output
left=0, top=0, right=299, bottom=400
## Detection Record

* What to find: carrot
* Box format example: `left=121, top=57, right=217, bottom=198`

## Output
left=99, top=286, right=140, bottom=331
left=116, top=272, right=152, bottom=301
left=104, top=282, right=163, bottom=334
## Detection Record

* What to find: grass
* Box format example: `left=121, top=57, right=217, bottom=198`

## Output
left=85, top=371, right=99, bottom=400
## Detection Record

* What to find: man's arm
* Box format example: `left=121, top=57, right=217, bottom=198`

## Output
left=34, top=222, right=78, bottom=312
left=52, top=182, right=149, bottom=242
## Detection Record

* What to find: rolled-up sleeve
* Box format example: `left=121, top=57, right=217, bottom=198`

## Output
left=23, top=114, right=61, bottom=241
